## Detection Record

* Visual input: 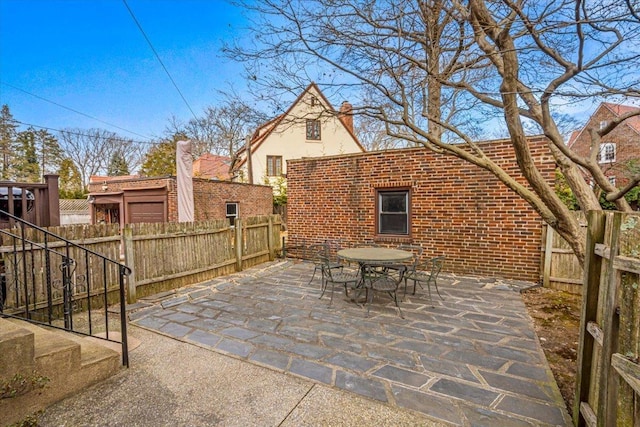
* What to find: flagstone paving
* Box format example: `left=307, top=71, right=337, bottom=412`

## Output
left=130, top=260, right=571, bottom=426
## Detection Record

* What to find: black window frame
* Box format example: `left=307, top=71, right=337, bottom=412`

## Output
left=226, top=202, right=239, bottom=226
left=376, top=188, right=410, bottom=236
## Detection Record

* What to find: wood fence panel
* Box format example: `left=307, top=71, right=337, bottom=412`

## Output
left=0, top=224, right=122, bottom=317
left=542, top=211, right=586, bottom=293
left=574, top=211, right=640, bottom=427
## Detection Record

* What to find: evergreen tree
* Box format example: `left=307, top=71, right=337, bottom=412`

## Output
left=0, top=105, right=17, bottom=180
left=58, top=157, right=84, bottom=198
left=107, top=151, right=130, bottom=176
left=140, top=139, right=177, bottom=177
left=13, top=128, right=40, bottom=182
left=35, top=129, right=63, bottom=180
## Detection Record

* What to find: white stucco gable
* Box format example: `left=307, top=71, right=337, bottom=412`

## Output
left=233, top=83, right=365, bottom=186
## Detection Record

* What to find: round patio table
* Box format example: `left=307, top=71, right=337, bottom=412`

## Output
left=337, top=247, right=413, bottom=264
left=337, top=247, right=413, bottom=303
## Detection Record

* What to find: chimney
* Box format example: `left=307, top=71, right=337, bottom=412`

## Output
left=339, top=101, right=354, bottom=134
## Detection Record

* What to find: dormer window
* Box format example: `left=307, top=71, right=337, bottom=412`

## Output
left=599, top=120, right=608, bottom=130
left=306, top=119, right=321, bottom=140
left=597, top=142, right=616, bottom=163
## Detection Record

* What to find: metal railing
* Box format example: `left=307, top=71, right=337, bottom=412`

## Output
left=0, top=210, right=131, bottom=367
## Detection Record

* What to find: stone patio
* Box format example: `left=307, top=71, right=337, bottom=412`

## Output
left=129, top=260, right=571, bottom=426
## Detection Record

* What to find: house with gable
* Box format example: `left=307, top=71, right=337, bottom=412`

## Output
left=231, top=83, right=365, bottom=189
left=568, top=102, right=640, bottom=194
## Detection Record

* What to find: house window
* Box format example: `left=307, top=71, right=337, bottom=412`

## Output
left=377, top=189, right=409, bottom=235
left=266, top=155, right=283, bottom=176
left=599, top=120, right=608, bottom=130
left=598, top=142, right=616, bottom=163
left=306, top=119, right=321, bottom=140
left=608, top=176, right=616, bottom=187
left=310, top=96, right=318, bottom=106
left=226, top=202, right=238, bottom=226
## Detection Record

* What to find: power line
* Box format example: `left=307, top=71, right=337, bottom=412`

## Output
left=122, top=0, right=199, bottom=122
left=1, top=82, right=154, bottom=140
left=10, top=119, right=161, bottom=146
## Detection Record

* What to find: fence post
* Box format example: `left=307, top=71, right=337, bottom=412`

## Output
left=268, top=216, right=274, bottom=261
left=596, top=212, right=623, bottom=427
left=574, top=210, right=606, bottom=427
left=543, top=224, right=554, bottom=288
left=122, top=225, right=137, bottom=304
left=235, top=219, right=243, bottom=271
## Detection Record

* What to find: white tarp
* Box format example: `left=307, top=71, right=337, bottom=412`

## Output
left=176, top=139, right=194, bottom=222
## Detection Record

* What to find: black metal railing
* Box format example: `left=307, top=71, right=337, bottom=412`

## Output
left=0, top=210, right=131, bottom=367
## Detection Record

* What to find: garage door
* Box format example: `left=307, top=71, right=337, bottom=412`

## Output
left=128, top=202, right=165, bottom=223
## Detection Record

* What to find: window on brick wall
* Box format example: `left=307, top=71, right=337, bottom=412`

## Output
left=608, top=176, right=616, bottom=187
left=226, top=202, right=238, bottom=226
left=597, top=142, right=616, bottom=163
left=377, top=189, right=409, bottom=235
left=306, top=119, right=321, bottom=140
left=266, top=156, right=283, bottom=176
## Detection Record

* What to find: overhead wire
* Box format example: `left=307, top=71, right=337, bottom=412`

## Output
left=10, top=119, right=163, bottom=146
left=122, top=0, right=200, bottom=122
left=1, top=82, right=154, bottom=140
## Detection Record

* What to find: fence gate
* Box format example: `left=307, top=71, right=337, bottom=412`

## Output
left=574, top=211, right=640, bottom=427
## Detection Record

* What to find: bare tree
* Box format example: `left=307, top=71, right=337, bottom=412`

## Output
left=58, top=128, right=145, bottom=188
left=226, top=0, right=640, bottom=263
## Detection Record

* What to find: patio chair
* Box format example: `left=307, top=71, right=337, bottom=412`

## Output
left=363, top=264, right=407, bottom=318
left=306, top=242, right=342, bottom=286
left=396, top=244, right=423, bottom=279
left=319, top=255, right=360, bottom=307
left=404, top=256, right=445, bottom=307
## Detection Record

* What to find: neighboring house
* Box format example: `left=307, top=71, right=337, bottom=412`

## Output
left=231, top=82, right=365, bottom=191
left=286, top=136, right=556, bottom=282
left=59, top=199, right=90, bottom=225
left=193, top=153, right=232, bottom=180
left=87, top=175, right=273, bottom=227
left=0, top=175, right=60, bottom=228
left=568, top=102, right=640, bottom=192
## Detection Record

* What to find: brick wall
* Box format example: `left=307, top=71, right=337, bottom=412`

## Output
left=570, top=106, right=640, bottom=188
left=89, top=176, right=273, bottom=223
left=286, top=136, right=556, bottom=282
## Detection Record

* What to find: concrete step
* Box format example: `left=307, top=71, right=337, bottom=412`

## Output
left=0, top=318, right=35, bottom=381
left=0, top=318, right=122, bottom=426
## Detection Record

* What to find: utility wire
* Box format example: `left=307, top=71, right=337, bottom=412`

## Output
left=1, top=82, right=154, bottom=140
left=11, top=119, right=161, bottom=146
left=122, top=0, right=199, bottom=122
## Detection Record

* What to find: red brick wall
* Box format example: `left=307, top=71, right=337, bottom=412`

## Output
left=89, top=177, right=273, bottom=223
left=286, top=136, right=556, bottom=282
left=570, top=106, right=640, bottom=188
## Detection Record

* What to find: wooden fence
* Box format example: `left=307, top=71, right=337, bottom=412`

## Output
left=122, top=215, right=282, bottom=302
left=574, top=211, right=640, bottom=426
left=1, top=215, right=282, bottom=312
left=541, top=211, right=587, bottom=293
left=0, top=223, right=123, bottom=317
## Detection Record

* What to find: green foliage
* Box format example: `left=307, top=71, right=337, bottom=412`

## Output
left=1, top=372, right=49, bottom=399
left=107, top=151, right=130, bottom=176
left=268, top=175, right=288, bottom=206
left=13, top=128, right=41, bottom=182
left=140, top=140, right=176, bottom=177
left=58, top=157, right=85, bottom=197
left=554, top=169, right=579, bottom=210
left=0, top=104, right=18, bottom=180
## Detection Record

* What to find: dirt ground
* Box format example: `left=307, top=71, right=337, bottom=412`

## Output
left=521, top=286, right=582, bottom=414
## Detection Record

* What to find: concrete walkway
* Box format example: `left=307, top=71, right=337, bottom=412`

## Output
left=129, top=260, right=570, bottom=426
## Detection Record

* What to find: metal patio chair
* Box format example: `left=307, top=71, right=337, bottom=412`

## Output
left=306, top=242, right=341, bottom=286
left=319, top=254, right=360, bottom=307
left=396, top=243, right=423, bottom=280
left=363, top=263, right=407, bottom=318
left=403, top=256, right=445, bottom=307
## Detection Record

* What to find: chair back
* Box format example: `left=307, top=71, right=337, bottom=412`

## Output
left=397, top=244, right=423, bottom=269
left=430, top=256, right=445, bottom=280
left=364, top=264, right=406, bottom=290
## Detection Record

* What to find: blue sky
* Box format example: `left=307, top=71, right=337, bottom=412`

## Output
left=0, top=0, right=249, bottom=141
